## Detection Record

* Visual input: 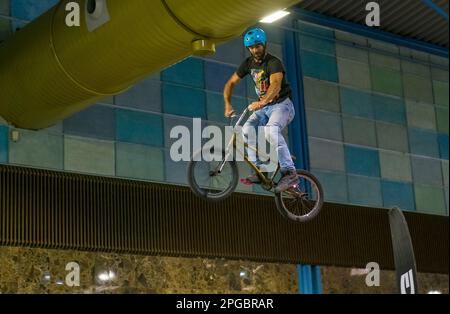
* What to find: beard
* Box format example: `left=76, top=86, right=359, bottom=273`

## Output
left=252, top=47, right=266, bottom=62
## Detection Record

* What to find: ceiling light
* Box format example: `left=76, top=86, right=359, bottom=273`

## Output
left=260, top=10, right=290, bottom=23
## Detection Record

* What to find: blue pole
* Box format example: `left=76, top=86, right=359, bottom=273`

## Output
left=283, top=18, right=322, bottom=294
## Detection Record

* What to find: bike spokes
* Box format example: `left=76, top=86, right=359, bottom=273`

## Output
left=275, top=171, right=323, bottom=222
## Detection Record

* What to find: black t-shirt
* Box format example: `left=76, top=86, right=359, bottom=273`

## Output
left=236, top=53, right=292, bottom=103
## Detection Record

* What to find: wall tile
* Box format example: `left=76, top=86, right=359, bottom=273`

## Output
left=369, top=52, right=401, bottom=70
left=381, top=180, right=415, bottom=210
left=442, top=161, right=449, bottom=187
left=368, top=39, right=399, bottom=54
left=429, top=55, right=449, bottom=67
left=308, top=137, right=345, bottom=172
left=306, top=109, right=342, bottom=141
left=303, top=78, right=340, bottom=112
left=205, top=61, right=245, bottom=97
left=342, top=116, right=377, bottom=147
left=348, top=175, right=382, bottom=207
left=116, top=109, right=163, bottom=147
left=9, top=129, right=63, bottom=170
left=312, top=169, right=348, bottom=203
left=301, top=50, right=338, bottom=82
left=337, top=58, right=371, bottom=90
left=399, top=47, right=429, bottom=62
left=438, top=134, right=449, bottom=160
left=0, top=125, right=8, bottom=163
left=267, top=43, right=284, bottom=62
left=63, top=105, right=115, bottom=140
left=11, top=0, right=58, bottom=21
left=345, top=145, right=380, bottom=177
left=336, top=44, right=368, bottom=63
left=371, top=66, right=403, bottom=97
left=431, top=68, right=448, bottom=82
left=334, top=30, right=367, bottom=46
left=115, top=78, right=161, bottom=112
left=435, top=106, right=449, bottom=134
left=162, top=57, right=204, bottom=88
left=164, top=150, right=188, bottom=185
left=405, top=101, right=436, bottom=131
left=299, top=34, right=336, bottom=56
left=403, top=74, right=434, bottom=103
left=372, top=94, right=406, bottom=125
left=64, top=137, right=115, bottom=176
left=408, top=128, right=439, bottom=158
left=116, top=142, right=164, bottom=181
left=401, top=60, right=431, bottom=77
left=414, top=185, right=446, bottom=215
left=340, top=87, right=373, bottom=119
left=162, top=84, right=206, bottom=119
left=379, top=151, right=412, bottom=182
left=376, top=122, right=409, bottom=152
left=264, top=25, right=285, bottom=45
left=411, top=156, right=443, bottom=186
left=433, top=80, right=449, bottom=107
left=298, top=21, right=335, bottom=39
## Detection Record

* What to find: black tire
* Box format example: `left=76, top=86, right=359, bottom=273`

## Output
left=274, top=169, right=324, bottom=223
left=187, top=149, right=239, bottom=202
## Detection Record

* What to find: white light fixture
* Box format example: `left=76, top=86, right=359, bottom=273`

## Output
left=260, top=10, right=290, bottom=23
left=97, top=270, right=116, bottom=282
left=427, top=290, right=442, bottom=294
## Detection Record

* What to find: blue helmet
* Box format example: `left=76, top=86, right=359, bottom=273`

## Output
left=244, top=28, right=267, bottom=48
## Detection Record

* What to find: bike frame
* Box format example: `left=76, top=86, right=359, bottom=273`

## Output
left=218, top=108, right=281, bottom=188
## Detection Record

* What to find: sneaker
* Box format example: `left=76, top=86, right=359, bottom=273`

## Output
left=275, top=170, right=298, bottom=193
left=246, top=171, right=267, bottom=184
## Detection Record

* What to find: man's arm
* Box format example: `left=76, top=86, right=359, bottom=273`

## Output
left=223, top=73, right=242, bottom=117
left=249, top=72, right=283, bottom=111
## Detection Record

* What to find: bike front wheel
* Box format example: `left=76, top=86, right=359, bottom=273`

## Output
left=187, top=149, right=239, bottom=202
left=274, top=170, right=324, bottom=223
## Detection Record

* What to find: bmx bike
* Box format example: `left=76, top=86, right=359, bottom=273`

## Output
left=187, top=108, right=323, bottom=223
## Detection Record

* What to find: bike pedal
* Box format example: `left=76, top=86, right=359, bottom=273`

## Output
left=240, top=178, right=253, bottom=186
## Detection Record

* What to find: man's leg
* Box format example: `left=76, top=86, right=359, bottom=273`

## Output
left=264, top=98, right=297, bottom=192
left=242, top=111, right=267, bottom=183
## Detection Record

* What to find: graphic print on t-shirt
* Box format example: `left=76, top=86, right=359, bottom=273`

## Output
left=250, top=69, right=269, bottom=98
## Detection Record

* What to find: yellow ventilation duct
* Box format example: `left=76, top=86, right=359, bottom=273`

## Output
left=0, top=0, right=300, bottom=130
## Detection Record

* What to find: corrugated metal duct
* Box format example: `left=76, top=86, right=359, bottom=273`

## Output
left=0, top=0, right=300, bottom=129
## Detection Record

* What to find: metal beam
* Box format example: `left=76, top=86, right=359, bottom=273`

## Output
left=421, top=0, right=449, bottom=21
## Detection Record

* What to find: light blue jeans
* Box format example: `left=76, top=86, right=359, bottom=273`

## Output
left=242, top=97, right=296, bottom=173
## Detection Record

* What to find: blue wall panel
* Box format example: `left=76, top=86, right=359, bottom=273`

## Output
left=63, top=105, right=115, bottom=140
left=301, top=50, right=338, bottom=82
left=438, top=134, right=449, bottom=160
left=409, top=128, right=440, bottom=158
left=340, top=88, right=374, bottom=119
left=205, top=61, right=246, bottom=97
left=116, top=109, right=163, bottom=147
left=372, top=95, right=406, bottom=125
left=345, top=146, right=380, bottom=177
left=0, top=125, right=8, bottom=163
left=381, top=180, right=416, bottom=210
left=162, top=58, right=204, bottom=89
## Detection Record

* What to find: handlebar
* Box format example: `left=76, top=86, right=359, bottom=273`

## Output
left=228, top=107, right=249, bottom=127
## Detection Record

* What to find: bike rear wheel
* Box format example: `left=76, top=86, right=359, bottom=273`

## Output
left=187, top=149, right=238, bottom=201
left=274, top=170, right=323, bottom=222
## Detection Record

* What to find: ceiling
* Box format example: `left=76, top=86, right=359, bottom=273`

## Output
left=296, top=0, right=449, bottom=48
